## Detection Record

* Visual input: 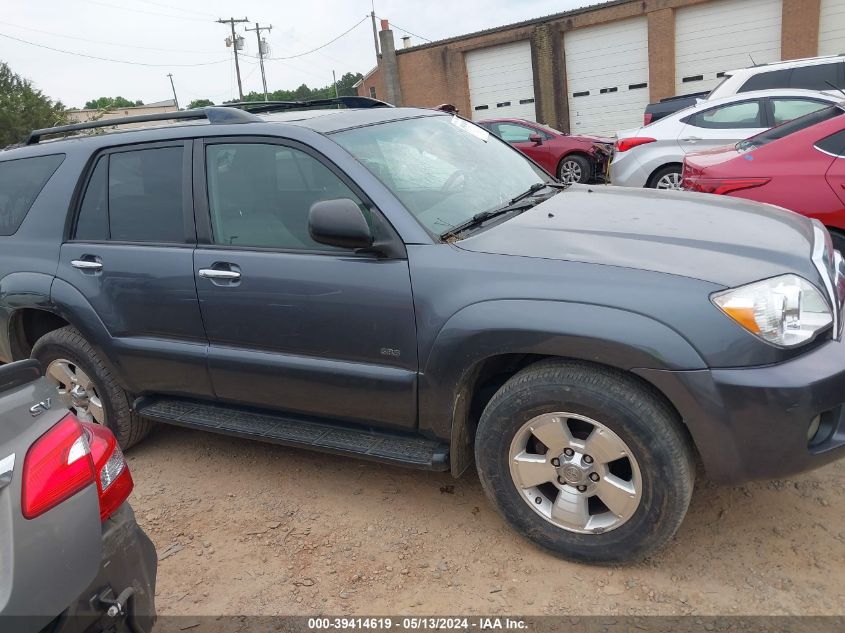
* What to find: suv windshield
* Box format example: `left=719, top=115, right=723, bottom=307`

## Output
left=332, top=115, right=549, bottom=236
left=737, top=104, right=845, bottom=151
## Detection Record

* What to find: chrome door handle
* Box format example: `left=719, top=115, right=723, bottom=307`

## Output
left=198, top=268, right=241, bottom=281
left=71, top=259, right=103, bottom=271
left=682, top=137, right=701, bottom=143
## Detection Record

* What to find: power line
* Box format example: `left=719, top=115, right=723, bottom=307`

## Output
left=376, top=17, right=432, bottom=43
left=0, top=32, right=230, bottom=67
left=0, top=21, right=219, bottom=54
left=81, top=0, right=210, bottom=23
left=262, top=17, right=368, bottom=60
left=135, top=0, right=217, bottom=19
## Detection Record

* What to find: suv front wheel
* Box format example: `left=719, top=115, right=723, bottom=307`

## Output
left=475, top=360, right=694, bottom=564
left=31, top=326, right=151, bottom=449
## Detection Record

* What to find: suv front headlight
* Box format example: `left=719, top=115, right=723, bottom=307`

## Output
left=712, top=274, right=832, bottom=347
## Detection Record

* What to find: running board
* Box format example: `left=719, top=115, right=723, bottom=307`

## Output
left=134, top=397, right=450, bottom=471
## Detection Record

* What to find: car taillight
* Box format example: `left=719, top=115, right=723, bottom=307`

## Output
left=22, top=414, right=133, bottom=522
left=683, top=177, right=771, bottom=196
left=83, top=422, right=133, bottom=522
left=615, top=137, right=657, bottom=152
left=22, top=414, right=95, bottom=519
left=644, top=113, right=654, bottom=125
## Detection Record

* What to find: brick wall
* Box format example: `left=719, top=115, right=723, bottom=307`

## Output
left=359, top=0, right=828, bottom=128
left=782, top=0, right=822, bottom=59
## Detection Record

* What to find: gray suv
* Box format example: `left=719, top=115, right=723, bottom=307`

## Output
left=1, top=97, right=844, bottom=563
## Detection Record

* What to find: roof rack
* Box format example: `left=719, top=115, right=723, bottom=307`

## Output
left=222, top=95, right=393, bottom=114
left=25, top=106, right=261, bottom=145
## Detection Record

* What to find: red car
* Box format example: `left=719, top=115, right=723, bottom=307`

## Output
left=682, top=102, right=845, bottom=252
left=478, top=118, right=613, bottom=185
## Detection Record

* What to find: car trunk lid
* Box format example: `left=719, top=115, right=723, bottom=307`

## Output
left=0, top=361, right=102, bottom=622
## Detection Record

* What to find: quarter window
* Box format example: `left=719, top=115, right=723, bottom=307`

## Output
left=816, top=130, right=845, bottom=157
left=0, top=154, right=64, bottom=236
left=205, top=143, right=367, bottom=250
left=686, top=101, right=762, bottom=129
left=75, top=146, right=186, bottom=243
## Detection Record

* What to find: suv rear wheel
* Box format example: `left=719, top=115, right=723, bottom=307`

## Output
left=31, top=326, right=151, bottom=449
left=474, top=360, right=694, bottom=564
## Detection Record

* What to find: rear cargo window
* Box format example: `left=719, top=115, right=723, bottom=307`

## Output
left=0, top=154, right=64, bottom=236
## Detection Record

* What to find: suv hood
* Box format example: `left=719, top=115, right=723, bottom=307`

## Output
left=456, top=185, right=817, bottom=288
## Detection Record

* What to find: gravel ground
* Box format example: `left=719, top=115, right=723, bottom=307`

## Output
left=129, top=424, right=845, bottom=617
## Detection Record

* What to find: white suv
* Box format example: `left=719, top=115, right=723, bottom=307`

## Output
left=708, top=55, right=845, bottom=100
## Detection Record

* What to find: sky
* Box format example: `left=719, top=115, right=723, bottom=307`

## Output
left=1, top=0, right=596, bottom=108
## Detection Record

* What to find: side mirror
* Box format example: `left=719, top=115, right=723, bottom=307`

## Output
left=309, top=198, right=374, bottom=250
left=529, top=133, right=543, bottom=145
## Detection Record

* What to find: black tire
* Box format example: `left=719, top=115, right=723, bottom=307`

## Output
left=475, top=359, right=694, bottom=564
left=558, top=154, right=593, bottom=185
left=647, top=164, right=683, bottom=190
left=31, top=326, right=152, bottom=449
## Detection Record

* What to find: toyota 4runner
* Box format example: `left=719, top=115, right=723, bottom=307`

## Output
left=1, top=97, right=844, bottom=564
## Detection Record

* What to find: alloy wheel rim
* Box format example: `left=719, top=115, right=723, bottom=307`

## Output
left=656, top=172, right=682, bottom=190
left=508, top=412, right=642, bottom=534
left=560, top=161, right=583, bottom=185
left=45, top=359, right=106, bottom=425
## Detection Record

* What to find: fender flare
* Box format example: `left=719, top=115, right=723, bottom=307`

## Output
left=416, top=300, right=706, bottom=463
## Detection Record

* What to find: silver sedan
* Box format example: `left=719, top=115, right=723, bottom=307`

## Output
left=610, top=89, right=839, bottom=190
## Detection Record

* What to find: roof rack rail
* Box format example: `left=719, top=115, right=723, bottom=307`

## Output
left=222, top=96, right=393, bottom=114
left=25, top=106, right=261, bottom=145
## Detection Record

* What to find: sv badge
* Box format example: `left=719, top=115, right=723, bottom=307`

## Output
left=30, top=398, right=52, bottom=417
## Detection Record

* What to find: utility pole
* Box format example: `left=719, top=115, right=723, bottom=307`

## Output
left=370, top=4, right=380, bottom=60
left=217, top=17, right=249, bottom=100
left=333, top=70, right=339, bottom=108
left=166, top=73, right=180, bottom=110
left=246, top=22, right=272, bottom=101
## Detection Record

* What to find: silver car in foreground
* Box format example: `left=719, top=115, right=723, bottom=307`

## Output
left=0, top=360, right=156, bottom=632
left=611, top=89, right=839, bottom=189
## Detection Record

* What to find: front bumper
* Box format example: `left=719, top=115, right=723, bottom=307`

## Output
left=44, top=504, right=157, bottom=633
left=636, top=333, right=845, bottom=484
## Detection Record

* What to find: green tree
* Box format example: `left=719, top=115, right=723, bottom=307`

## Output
left=187, top=98, right=214, bottom=109
left=335, top=72, right=364, bottom=97
left=0, top=61, right=67, bottom=147
left=83, top=96, right=143, bottom=110
left=229, top=71, right=365, bottom=105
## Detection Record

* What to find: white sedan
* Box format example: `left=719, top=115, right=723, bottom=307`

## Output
left=610, top=89, right=840, bottom=190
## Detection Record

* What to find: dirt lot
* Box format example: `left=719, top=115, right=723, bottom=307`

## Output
left=128, top=424, right=845, bottom=617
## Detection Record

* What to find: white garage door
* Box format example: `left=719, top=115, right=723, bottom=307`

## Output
left=466, top=41, right=536, bottom=122
left=675, top=0, right=782, bottom=95
left=819, top=0, right=845, bottom=55
left=564, top=17, right=650, bottom=137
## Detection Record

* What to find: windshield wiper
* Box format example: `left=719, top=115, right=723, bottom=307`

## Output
left=440, top=182, right=562, bottom=240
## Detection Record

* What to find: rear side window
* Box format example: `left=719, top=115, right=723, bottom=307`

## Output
left=740, top=105, right=844, bottom=150
left=686, top=100, right=762, bottom=129
left=75, top=146, right=185, bottom=243
left=770, top=98, right=830, bottom=126
left=0, top=154, right=64, bottom=236
left=790, top=62, right=841, bottom=90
